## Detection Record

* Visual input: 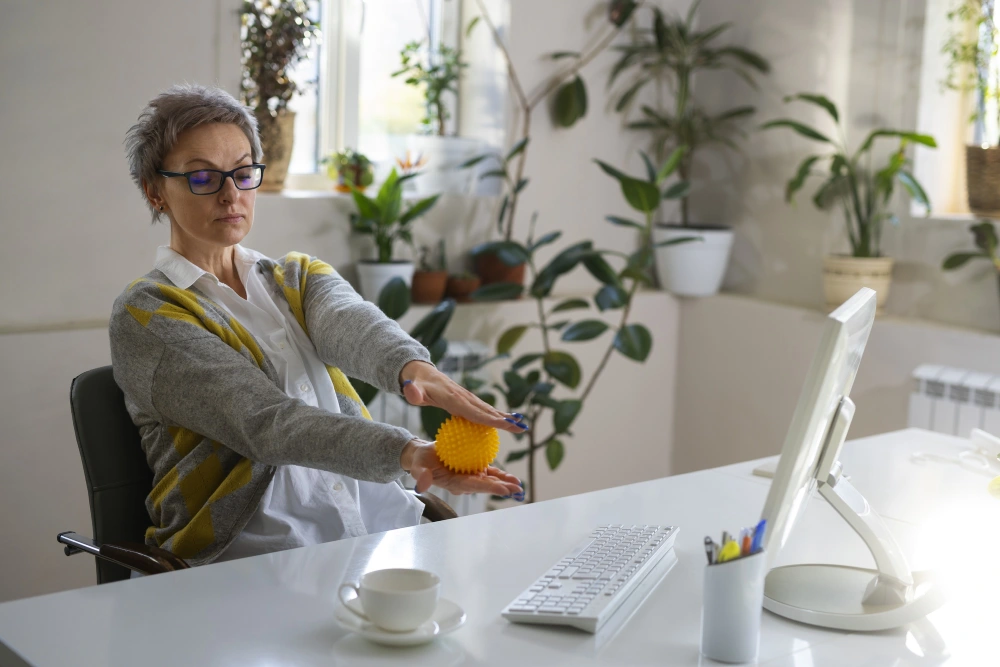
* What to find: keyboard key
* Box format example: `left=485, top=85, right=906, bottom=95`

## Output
left=558, top=567, right=579, bottom=579
left=509, top=605, right=538, bottom=612
left=538, top=606, right=564, bottom=613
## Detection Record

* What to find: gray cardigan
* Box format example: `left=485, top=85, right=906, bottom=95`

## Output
left=109, top=251, right=430, bottom=565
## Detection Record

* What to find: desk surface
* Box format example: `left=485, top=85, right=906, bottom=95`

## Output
left=1, top=428, right=997, bottom=666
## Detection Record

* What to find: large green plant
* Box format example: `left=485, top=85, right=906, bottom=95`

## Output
left=240, top=0, right=319, bottom=116
left=762, top=95, right=936, bottom=258
left=350, top=169, right=440, bottom=263
left=392, top=41, right=468, bottom=136
left=467, top=149, right=691, bottom=503
left=943, top=221, right=1000, bottom=272
left=608, top=0, right=770, bottom=227
left=942, top=0, right=1000, bottom=145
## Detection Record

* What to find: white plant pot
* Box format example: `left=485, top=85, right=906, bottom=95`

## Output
left=402, top=135, right=483, bottom=195
left=822, top=255, right=894, bottom=312
left=652, top=225, right=734, bottom=297
left=356, top=261, right=415, bottom=304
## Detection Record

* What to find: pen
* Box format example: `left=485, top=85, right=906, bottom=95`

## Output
left=704, top=536, right=716, bottom=565
left=716, top=540, right=741, bottom=564
left=741, top=530, right=751, bottom=556
left=750, top=519, right=767, bottom=554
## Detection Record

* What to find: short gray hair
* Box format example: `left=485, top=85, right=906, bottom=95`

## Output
left=125, top=84, right=263, bottom=223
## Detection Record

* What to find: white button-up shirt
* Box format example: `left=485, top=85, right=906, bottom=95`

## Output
left=153, top=245, right=423, bottom=562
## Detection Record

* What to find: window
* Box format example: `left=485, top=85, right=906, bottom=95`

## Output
left=283, top=0, right=463, bottom=188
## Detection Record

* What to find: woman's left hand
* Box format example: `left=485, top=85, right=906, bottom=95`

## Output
left=403, top=439, right=523, bottom=499
left=400, top=361, right=529, bottom=434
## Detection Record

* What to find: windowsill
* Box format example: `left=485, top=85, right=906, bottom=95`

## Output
left=257, top=188, right=499, bottom=200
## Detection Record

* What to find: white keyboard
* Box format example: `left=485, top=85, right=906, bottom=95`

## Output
left=502, top=524, right=679, bottom=633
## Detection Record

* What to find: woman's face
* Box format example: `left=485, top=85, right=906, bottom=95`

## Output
left=150, top=122, right=256, bottom=252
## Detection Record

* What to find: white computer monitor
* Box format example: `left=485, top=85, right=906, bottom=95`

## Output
left=758, top=288, right=943, bottom=631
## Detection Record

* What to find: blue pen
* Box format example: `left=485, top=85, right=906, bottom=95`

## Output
left=750, top=519, right=766, bottom=554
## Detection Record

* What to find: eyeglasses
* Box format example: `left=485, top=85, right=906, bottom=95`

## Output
left=157, top=164, right=267, bottom=195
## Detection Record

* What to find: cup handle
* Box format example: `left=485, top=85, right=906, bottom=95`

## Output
left=338, top=583, right=369, bottom=622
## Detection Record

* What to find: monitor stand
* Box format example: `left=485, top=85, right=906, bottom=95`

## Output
left=762, top=398, right=945, bottom=631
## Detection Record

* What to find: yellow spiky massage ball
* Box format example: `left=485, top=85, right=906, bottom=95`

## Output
left=434, top=416, right=500, bottom=474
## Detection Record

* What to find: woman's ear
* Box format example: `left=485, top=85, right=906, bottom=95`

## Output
left=142, top=178, right=165, bottom=212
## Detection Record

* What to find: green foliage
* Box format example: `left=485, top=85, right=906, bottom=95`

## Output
left=941, top=0, right=1000, bottom=145
left=392, top=41, right=468, bottom=136
left=608, top=1, right=770, bottom=225
left=553, top=76, right=589, bottom=128
left=349, top=168, right=440, bottom=263
left=763, top=94, right=937, bottom=258
left=943, top=221, right=1000, bottom=271
left=320, top=149, right=373, bottom=188
left=240, top=0, right=320, bottom=115
left=377, top=277, right=411, bottom=320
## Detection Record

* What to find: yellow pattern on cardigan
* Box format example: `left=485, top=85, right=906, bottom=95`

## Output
left=128, top=253, right=372, bottom=557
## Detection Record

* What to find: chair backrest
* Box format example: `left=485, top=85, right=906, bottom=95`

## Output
left=69, top=366, right=153, bottom=584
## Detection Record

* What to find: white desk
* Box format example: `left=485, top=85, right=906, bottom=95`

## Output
left=1, top=428, right=997, bottom=666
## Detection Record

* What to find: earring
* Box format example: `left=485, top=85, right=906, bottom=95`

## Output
left=159, top=206, right=164, bottom=211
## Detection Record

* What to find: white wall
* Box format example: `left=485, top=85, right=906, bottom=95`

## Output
left=0, top=0, right=679, bottom=602
left=673, top=293, right=1000, bottom=474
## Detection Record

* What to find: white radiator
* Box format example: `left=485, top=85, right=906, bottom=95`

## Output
left=371, top=341, right=493, bottom=517
left=908, top=364, right=1000, bottom=437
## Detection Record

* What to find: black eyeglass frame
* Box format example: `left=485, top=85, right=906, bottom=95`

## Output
left=156, top=163, right=267, bottom=195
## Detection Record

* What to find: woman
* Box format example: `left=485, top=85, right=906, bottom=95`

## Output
left=111, top=84, right=525, bottom=566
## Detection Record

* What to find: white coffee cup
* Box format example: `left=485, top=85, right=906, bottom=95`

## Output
left=338, top=568, right=441, bottom=632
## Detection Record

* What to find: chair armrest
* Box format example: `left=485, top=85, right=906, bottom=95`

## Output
left=58, top=531, right=190, bottom=576
left=410, top=491, right=458, bottom=522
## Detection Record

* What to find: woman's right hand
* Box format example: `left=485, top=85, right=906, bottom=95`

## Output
left=401, top=440, right=523, bottom=499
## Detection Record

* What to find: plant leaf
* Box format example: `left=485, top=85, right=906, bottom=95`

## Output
left=561, top=319, right=610, bottom=342
left=377, top=277, right=411, bottom=320
left=544, top=351, right=582, bottom=388
left=582, top=253, right=622, bottom=287
left=471, top=282, right=525, bottom=302
left=786, top=155, right=821, bottom=203
left=420, top=405, right=450, bottom=440
left=640, top=151, right=658, bottom=182
left=553, top=75, right=588, bottom=128
left=479, top=169, right=509, bottom=180
left=529, top=231, right=562, bottom=253
left=594, top=159, right=633, bottom=183
left=497, top=194, right=509, bottom=233
left=427, top=337, right=448, bottom=364
left=595, top=284, right=628, bottom=311
left=553, top=400, right=583, bottom=434
left=350, top=189, right=381, bottom=220
left=897, top=170, right=930, bottom=211
left=662, top=181, right=691, bottom=200
left=505, top=137, right=529, bottom=162
left=471, top=240, right=530, bottom=266
left=503, top=370, right=531, bottom=408
left=512, top=353, right=543, bottom=370
left=350, top=378, right=379, bottom=405
left=549, top=50, right=581, bottom=60
left=465, top=16, right=480, bottom=37
left=546, top=438, right=565, bottom=470
left=551, top=298, right=590, bottom=313
left=614, top=324, right=652, bottom=361
left=657, top=146, right=687, bottom=184
left=409, top=298, right=456, bottom=348
left=605, top=215, right=644, bottom=229
left=615, top=78, right=649, bottom=112
left=857, top=130, right=937, bottom=155
left=506, top=448, right=530, bottom=463
left=531, top=241, right=594, bottom=298
left=459, top=154, right=490, bottom=169
left=783, top=93, right=839, bottom=122
left=760, top=119, right=831, bottom=143
left=514, top=178, right=530, bottom=194
left=942, top=252, right=989, bottom=270
left=655, top=235, right=701, bottom=248
left=621, top=176, right=662, bottom=213
left=399, top=194, right=440, bottom=225
left=497, top=325, right=528, bottom=355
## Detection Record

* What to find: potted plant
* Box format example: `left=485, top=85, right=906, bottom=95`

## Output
left=349, top=169, right=441, bottom=302
left=942, top=1, right=1000, bottom=217
left=392, top=40, right=480, bottom=195
left=412, top=240, right=449, bottom=304
left=445, top=272, right=481, bottom=303
left=607, top=0, right=770, bottom=297
left=461, top=0, right=642, bottom=291
left=464, top=148, right=686, bottom=503
left=240, top=0, right=319, bottom=191
left=763, top=94, right=936, bottom=311
left=322, top=149, right=374, bottom=193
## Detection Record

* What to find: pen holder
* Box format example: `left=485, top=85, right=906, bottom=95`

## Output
left=700, top=550, right=766, bottom=664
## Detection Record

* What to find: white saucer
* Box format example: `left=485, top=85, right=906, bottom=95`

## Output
left=335, top=597, right=466, bottom=646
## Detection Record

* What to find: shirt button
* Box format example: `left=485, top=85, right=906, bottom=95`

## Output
left=278, top=342, right=286, bottom=350
left=333, top=482, right=344, bottom=492
left=299, top=383, right=310, bottom=392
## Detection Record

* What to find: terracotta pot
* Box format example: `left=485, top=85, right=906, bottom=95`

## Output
left=411, top=271, right=448, bottom=304
left=966, top=145, right=1000, bottom=218
left=822, top=255, right=894, bottom=312
left=474, top=252, right=526, bottom=288
left=446, top=275, right=481, bottom=303
left=257, top=110, right=296, bottom=192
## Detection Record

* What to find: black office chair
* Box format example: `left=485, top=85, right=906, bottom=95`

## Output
left=59, top=365, right=457, bottom=584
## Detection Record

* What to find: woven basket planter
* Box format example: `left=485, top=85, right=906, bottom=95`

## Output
left=966, top=145, right=1000, bottom=219
left=822, top=255, right=894, bottom=313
